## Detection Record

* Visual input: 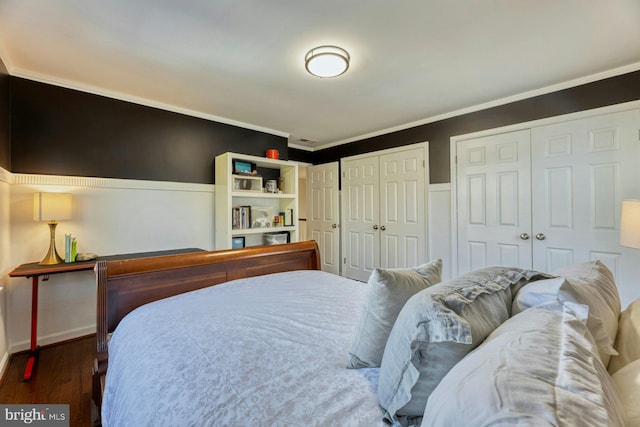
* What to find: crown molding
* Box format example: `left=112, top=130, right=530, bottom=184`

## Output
left=287, top=142, right=314, bottom=151
left=7, top=59, right=640, bottom=154
left=10, top=68, right=290, bottom=140
left=0, top=40, right=14, bottom=72
left=312, top=61, right=640, bottom=152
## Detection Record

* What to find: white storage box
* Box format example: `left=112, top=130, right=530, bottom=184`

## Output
left=264, top=232, right=289, bottom=245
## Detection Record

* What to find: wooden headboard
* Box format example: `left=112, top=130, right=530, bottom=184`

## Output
left=92, top=241, right=320, bottom=425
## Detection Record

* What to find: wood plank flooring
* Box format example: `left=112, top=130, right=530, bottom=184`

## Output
left=0, top=335, right=95, bottom=427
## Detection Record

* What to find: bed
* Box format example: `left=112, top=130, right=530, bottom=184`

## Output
left=93, top=241, right=638, bottom=427
left=92, top=242, right=323, bottom=422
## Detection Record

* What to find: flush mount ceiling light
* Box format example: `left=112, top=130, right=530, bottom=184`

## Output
left=305, top=45, right=350, bottom=78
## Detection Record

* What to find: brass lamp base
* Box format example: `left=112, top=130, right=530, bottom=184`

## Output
left=39, top=221, right=64, bottom=265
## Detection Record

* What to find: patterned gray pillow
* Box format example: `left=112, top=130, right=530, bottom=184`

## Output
left=346, top=259, right=442, bottom=369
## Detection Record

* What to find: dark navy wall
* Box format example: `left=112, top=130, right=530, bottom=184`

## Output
left=6, top=70, right=640, bottom=184
left=288, top=147, right=313, bottom=164
left=10, top=77, right=287, bottom=184
left=0, top=57, right=9, bottom=170
left=313, top=70, right=640, bottom=183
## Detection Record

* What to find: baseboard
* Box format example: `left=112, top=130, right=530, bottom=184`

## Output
left=9, top=324, right=96, bottom=354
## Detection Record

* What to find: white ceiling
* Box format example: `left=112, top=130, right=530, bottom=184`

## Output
left=1, top=1, right=639, bottom=151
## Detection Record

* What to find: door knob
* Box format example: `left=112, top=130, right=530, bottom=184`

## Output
left=380, top=226, right=386, bottom=231
left=373, top=225, right=379, bottom=230
left=519, top=233, right=530, bottom=240
left=331, top=224, right=337, bottom=229
left=535, top=233, right=546, bottom=240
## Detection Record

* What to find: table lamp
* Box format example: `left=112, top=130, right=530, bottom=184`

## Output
left=620, top=199, right=640, bottom=249
left=33, top=192, right=72, bottom=265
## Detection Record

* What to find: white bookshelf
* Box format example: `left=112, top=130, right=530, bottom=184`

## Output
left=215, top=152, right=298, bottom=249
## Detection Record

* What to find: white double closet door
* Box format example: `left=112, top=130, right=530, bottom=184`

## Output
left=342, top=144, right=428, bottom=282
left=456, top=108, right=640, bottom=302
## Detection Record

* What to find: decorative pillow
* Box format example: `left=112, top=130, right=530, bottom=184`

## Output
left=346, top=259, right=442, bottom=368
left=422, top=302, right=626, bottom=427
left=377, top=266, right=553, bottom=426
left=611, top=358, right=640, bottom=425
left=608, top=297, right=640, bottom=374
left=513, top=277, right=618, bottom=364
left=552, top=260, right=622, bottom=367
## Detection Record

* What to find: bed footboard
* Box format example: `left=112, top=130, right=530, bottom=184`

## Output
left=92, top=241, right=320, bottom=426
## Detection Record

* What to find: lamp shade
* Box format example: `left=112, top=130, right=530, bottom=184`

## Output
left=33, top=192, right=72, bottom=222
left=620, top=199, right=640, bottom=249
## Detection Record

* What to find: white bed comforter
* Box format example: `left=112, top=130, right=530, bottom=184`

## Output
left=102, top=270, right=384, bottom=427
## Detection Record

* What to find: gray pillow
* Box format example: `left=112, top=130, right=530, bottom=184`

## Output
left=423, top=302, right=626, bottom=427
left=378, top=267, right=554, bottom=426
left=346, top=259, right=442, bottom=369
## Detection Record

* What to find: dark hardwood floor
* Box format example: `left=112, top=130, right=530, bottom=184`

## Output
left=0, top=335, right=95, bottom=427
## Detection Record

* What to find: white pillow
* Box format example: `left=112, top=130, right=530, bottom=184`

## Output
left=377, top=267, right=553, bottom=426
left=552, top=260, right=622, bottom=367
left=513, top=277, right=618, bottom=364
left=611, top=358, right=640, bottom=425
left=423, top=302, right=627, bottom=427
left=512, top=276, right=566, bottom=312
left=608, top=297, right=640, bottom=374
left=346, top=259, right=442, bottom=368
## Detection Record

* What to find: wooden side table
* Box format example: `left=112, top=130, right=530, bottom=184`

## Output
left=9, top=261, right=96, bottom=381
left=8, top=248, right=203, bottom=381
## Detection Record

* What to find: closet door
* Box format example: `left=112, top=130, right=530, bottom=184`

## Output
left=342, top=155, right=380, bottom=281
left=342, top=144, right=429, bottom=281
left=531, top=109, right=640, bottom=278
left=308, top=162, right=340, bottom=274
left=379, top=147, right=426, bottom=269
left=456, top=129, right=532, bottom=274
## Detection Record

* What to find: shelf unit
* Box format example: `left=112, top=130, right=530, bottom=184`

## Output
left=215, top=152, right=299, bottom=249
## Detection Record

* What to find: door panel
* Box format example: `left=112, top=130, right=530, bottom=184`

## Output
left=544, top=167, right=573, bottom=228
left=531, top=110, right=640, bottom=281
left=456, top=129, right=533, bottom=274
left=468, top=241, right=487, bottom=271
left=307, top=162, right=340, bottom=274
left=378, top=148, right=426, bottom=270
left=342, top=156, right=380, bottom=281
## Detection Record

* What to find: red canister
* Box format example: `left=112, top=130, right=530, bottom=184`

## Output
left=266, top=149, right=279, bottom=159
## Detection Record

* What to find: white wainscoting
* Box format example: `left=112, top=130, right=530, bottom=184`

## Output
left=0, top=169, right=11, bottom=378
left=428, top=183, right=452, bottom=280
left=0, top=287, right=7, bottom=378
left=7, top=173, right=215, bottom=353
left=1, top=171, right=452, bottom=356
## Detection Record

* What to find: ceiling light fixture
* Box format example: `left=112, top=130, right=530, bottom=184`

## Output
left=305, top=45, right=350, bottom=78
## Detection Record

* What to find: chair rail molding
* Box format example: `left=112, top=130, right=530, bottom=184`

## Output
left=11, top=173, right=215, bottom=193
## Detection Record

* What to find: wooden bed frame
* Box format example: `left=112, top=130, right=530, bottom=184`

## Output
left=91, top=241, right=321, bottom=426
